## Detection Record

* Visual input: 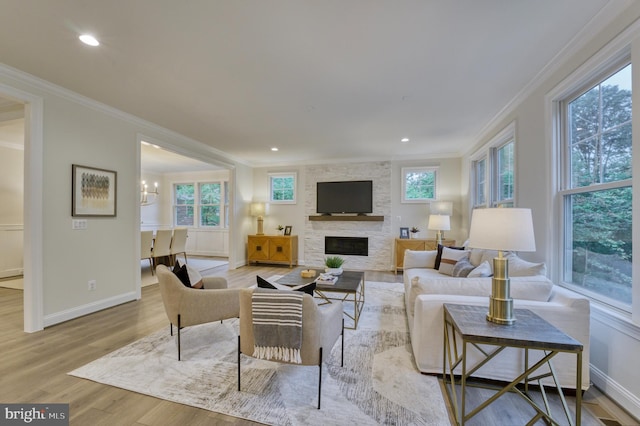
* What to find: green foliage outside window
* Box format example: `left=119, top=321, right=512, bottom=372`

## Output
left=271, top=176, right=295, bottom=201
left=200, top=183, right=221, bottom=226
left=405, top=170, right=436, bottom=200
left=565, top=64, right=632, bottom=305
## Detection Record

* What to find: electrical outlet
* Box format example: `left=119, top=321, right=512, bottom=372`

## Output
left=72, top=219, right=88, bottom=230
left=88, top=280, right=96, bottom=291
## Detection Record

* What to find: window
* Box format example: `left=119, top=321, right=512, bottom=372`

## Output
left=402, top=167, right=438, bottom=203
left=174, top=181, right=229, bottom=228
left=558, top=62, right=632, bottom=308
left=473, top=157, right=487, bottom=207
left=470, top=123, right=515, bottom=208
left=269, top=172, right=296, bottom=204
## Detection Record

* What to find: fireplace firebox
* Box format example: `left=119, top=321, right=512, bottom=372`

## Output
left=324, top=236, right=368, bottom=256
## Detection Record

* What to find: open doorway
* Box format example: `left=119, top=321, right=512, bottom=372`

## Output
left=140, top=141, right=231, bottom=287
left=0, top=97, right=25, bottom=294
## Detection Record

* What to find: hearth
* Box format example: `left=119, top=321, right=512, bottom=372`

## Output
left=325, top=236, right=368, bottom=256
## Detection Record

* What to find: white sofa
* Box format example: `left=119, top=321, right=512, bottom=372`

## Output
left=403, top=248, right=590, bottom=390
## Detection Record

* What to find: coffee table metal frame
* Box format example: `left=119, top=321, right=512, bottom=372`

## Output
left=442, top=304, right=583, bottom=426
left=276, top=268, right=365, bottom=330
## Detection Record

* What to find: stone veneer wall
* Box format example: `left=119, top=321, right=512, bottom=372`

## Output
left=304, top=161, right=391, bottom=271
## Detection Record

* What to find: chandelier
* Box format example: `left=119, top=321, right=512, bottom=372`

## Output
left=141, top=180, right=159, bottom=206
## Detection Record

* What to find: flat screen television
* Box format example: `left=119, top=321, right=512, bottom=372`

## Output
left=316, top=180, right=373, bottom=215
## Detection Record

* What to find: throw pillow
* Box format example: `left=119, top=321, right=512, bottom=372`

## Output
left=468, top=260, right=493, bottom=277
left=403, top=250, right=437, bottom=269
left=256, top=275, right=316, bottom=295
left=452, top=257, right=475, bottom=277
left=185, top=264, right=204, bottom=289
left=507, top=253, right=547, bottom=277
left=172, top=260, right=191, bottom=288
left=438, top=247, right=470, bottom=276
left=434, top=244, right=465, bottom=270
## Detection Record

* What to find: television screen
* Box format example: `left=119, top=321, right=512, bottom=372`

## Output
left=316, top=180, right=373, bottom=214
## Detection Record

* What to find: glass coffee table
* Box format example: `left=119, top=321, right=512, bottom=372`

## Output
left=276, top=267, right=365, bottom=329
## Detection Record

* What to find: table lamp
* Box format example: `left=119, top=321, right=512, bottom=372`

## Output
left=467, top=208, right=536, bottom=325
left=430, top=201, right=453, bottom=216
left=428, top=214, right=450, bottom=245
left=250, top=202, right=269, bottom=235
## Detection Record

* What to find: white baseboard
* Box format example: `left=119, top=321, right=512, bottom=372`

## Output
left=590, top=364, right=640, bottom=420
left=43, top=292, right=138, bottom=327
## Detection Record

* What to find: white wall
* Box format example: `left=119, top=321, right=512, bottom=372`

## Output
left=460, top=3, right=640, bottom=418
left=0, top=144, right=24, bottom=278
left=0, top=64, right=252, bottom=329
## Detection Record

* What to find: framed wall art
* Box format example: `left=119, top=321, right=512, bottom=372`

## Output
left=72, top=164, right=117, bottom=217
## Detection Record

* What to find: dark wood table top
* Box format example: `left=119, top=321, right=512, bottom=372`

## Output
left=276, top=267, right=364, bottom=292
left=444, top=304, right=583, bottom=352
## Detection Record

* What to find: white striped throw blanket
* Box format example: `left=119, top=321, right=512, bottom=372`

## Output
left=252, top=288, right=304, bottom=364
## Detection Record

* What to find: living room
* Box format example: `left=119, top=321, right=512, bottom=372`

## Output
left=1, top=1, right=639, bottom=424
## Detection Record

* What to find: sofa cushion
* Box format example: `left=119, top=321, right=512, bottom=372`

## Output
left=406, top=272, right=554, bottom=318
left=452, top=257, right=475, bottom=277
left=507, top=253, right=547, bottom=276
left=404, top=250, right=437, bottom=269
left=468, top=260, right=492, bottom=277
left=435, top=244, right=465, bottom=269
left=438, top=247, right=470, bottom=276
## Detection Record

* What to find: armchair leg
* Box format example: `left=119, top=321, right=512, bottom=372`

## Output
left=237, top=336, right=241, bottom=391
left=341, top=318, right=344, bottom=367
left=177, top=314, right=181, bottom=361
left=318, top=347, right=323, bottom=409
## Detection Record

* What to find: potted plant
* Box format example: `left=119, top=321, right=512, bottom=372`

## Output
left=324, top=256, right=345, bottom=275
left=410, top=226, right=420, bottom=239
left=276, top=225, right=284, bottom=234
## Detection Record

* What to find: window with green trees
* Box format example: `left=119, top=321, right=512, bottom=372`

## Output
left=174, top=181, right=228, bottom=228
left=269, top=173, right=296, bottom=203
left=560, top=62, right=632, bottom=307
left=402, top=167, right=438, bottom=202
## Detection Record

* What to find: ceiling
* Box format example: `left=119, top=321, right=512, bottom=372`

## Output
left=0, top=1, right=625, bottom=167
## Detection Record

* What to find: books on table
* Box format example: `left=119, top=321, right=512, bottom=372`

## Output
left=316, top=273, right=338, bottom=285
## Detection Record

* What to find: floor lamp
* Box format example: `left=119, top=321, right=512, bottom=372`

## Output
left=467, top=208, right=536, bottom=325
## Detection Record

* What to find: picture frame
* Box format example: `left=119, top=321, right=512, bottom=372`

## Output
left=72, top=164, right=117, bottom=217
left=399, top=227, right=409, bottom=239
left=284, top=225, right=292, bottom=236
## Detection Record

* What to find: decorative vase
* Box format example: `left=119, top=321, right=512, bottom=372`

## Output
left=325, top=267, right=343, bottom=275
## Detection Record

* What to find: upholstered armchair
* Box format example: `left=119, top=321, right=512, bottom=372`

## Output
left=156, top=264, right=240, bottom=360
left=237, top=287, right=344, bottom=409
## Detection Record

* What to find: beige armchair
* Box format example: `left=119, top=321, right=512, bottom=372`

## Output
left=156, top=264, right=240, bottom=360
left=237, top=288, right=344, bottom=409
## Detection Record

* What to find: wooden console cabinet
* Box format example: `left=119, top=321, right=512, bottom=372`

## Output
left=247, top=235, right=298, bottom=268
left=395, top=238, right=456, bottom=273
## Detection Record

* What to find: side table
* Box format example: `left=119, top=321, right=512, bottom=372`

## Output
left=442, top=304, right=583, bottom=425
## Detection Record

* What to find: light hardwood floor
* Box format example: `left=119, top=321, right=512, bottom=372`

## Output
left=0, top=263, right=634, bottom=425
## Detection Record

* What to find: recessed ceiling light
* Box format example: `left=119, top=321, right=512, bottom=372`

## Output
left=401, top=138, right=410, bottom=143
left=79, top=34, right=100, bottom=47
left=271, top=147, right=279, bottom=152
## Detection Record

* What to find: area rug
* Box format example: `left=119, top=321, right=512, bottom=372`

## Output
left=69, top=281, right=448, bottom=425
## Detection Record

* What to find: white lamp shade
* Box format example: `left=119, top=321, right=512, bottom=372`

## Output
left=468, top=208, right=536, bottom=252
left=250, top=202, right=269, bottom=217
left=430, top=201, right=453, bottom=216
left=427, top=214, right=450, bottom=231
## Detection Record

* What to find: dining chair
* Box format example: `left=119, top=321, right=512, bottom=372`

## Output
left=152, top=229, right=173, bottom=269
left=140, top=230, right=154, bottom=274
left=170, top=227, right=188, bottom=265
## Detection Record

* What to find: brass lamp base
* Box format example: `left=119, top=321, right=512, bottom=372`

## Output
left=256, top=216, right=264, bottom=235
left=487, top=254, right=516, bottom=325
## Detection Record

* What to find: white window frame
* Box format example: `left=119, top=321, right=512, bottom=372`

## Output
left=470, top=121, right=516, bottom=208
left=401, top=166, right=438, bottom=203
left=269, top=172, right=297, bottom=204
left=551, top=53, right=632, bottom=312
